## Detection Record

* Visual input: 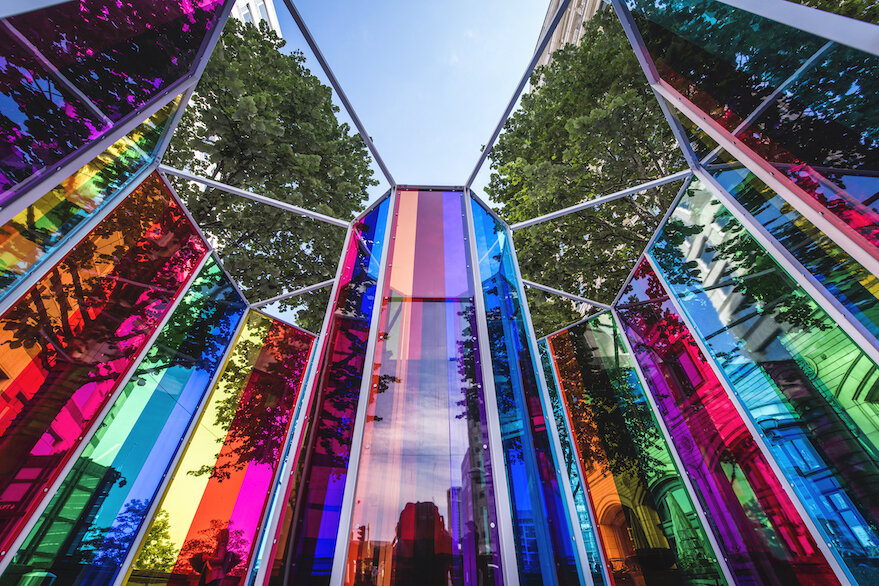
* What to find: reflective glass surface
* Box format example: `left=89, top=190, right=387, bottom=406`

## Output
left=0, top=171, right=206, bottom=559
left=2, top=258, right=246, bottom=585
left=1, top=0, right=226, bottom=203
left=538, top=339, right=606, bottom=586
left=711, top=165, right=879, bottom=340
left=626, top=0, right=879, bottom=248
left=0, top=97, right=180, bottom=294
left=547, top=315, right=724, bottom=586
left=616, top=260, right=838, bottom=584
left=651, top=180, right=879, bottom=582
left=470, top=199, right=579, bottom=586
left=127, top=311, right=314, bottom=585
left=268, top=198, right=390, bottom=585
left=344, top=190, right=503, bottom=586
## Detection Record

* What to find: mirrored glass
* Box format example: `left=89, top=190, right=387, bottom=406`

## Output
left=547, top=314, right=724, bottom=586
left=267, top=197, right=390, bottom=585
left=471, top=199, right=580, bottom=586
left=538, top=339, right=607, bottom=586
left=0, top=171, right=206, bottom=559
left=127, top=311, right=314, bottom=585
left=651, top=179, right=879, bottom=582
left=2, top=258, right=246, bottom=585
left=616, top=259, right=838, bottom=584
left=0, top=97, right=180, bottom=295
left=343, top=190, right=503, bottom=586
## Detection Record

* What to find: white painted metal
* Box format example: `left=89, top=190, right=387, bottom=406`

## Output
left=251, top=278, right=335, bottom=308
left=522, top=279, right=611, bottom=310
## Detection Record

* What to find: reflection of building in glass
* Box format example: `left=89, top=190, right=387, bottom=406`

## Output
left=0, top=0, right=877, bottom=585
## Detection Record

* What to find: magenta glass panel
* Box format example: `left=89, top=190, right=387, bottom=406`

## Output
left=267, top=198, right=390, bottom=585
left=0, top=171, right=207, bottom=561
left=127, top=311, right=314, bottom=585
left=615, top=260, right=838, bottom=585
left=343, top=190, right=503, bottom=585
left=1, top=0, right=227, bottom=205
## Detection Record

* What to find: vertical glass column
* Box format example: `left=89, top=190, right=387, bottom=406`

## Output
left=126, top=311, right=314, bottom=585
left=538, top=340, right=607, bottom=586
left=267, top=198, right=390, bottom=584
left=546, top=314, right=725, bottom=586
left=341, top=189, right=504, bottom=586
left=615, top=260, right=838, bottom=584
left=1, top=258, right=246, bottom=585
left=470, top=199, right=581, bottom=586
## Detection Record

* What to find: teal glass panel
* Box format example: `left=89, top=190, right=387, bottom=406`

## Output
left=547, top=314, right=725, bottom=585
left=470, top=198, right=581, bottom=586
left=539, top=340, right=607, bottom=586
left=1, top=258, right=246, bottom=585
left=626, top=0, right=879, bottom=248
left=650, top=178, right=879, bottom=583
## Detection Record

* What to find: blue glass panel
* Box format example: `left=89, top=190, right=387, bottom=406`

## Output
left=470, top=198, right=580, bottom=586
left=1, top=258, right=246, bottom=585
left=651, top=179, right=879, bottom=583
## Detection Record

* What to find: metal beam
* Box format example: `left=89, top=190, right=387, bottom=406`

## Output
left=280, top=0, right=395, bottom=186
left=0, top=0, right=71, bottom=18
left=251, top=278, right=335, bottom=308
left=158, top=164, right=349, bottom=227
left=713, top=0, right=879, bottom=56
left=511, top=170, right=691, bottom=230
left=522, top=279, right=611, bottom=310
left=466, top=0, right=573, bottom=188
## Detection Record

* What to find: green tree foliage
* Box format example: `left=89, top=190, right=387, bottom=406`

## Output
left=487, top=5, right=686, bottom=336
left=165, top=20, right=376, bottom=331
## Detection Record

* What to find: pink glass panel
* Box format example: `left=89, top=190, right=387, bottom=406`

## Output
left=127, top=312, right=314, bottom=585
left=0, top=171, right=206, bottom=559
left=615, top=260, right=838, bottom=585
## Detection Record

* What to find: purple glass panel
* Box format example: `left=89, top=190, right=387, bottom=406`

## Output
left=615, top=260, right=838, bottom=585
left=343, top=190, right=503, bottom=585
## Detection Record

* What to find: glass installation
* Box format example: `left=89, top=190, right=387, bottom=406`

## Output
left=0, top=0, right=877, bottom=584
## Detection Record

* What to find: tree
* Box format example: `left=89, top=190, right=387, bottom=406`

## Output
left=487, top=5, right=686, bottom=336
left=165, top=19, right=377, bottom=332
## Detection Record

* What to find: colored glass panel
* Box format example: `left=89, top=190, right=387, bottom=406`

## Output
left=268, top=198, right=390, bottom=585
left=0, top=171, right=206, bottom=559
left=538, top=340, right=606, bottom=586
left=127, top=311, right=314, bottom=585
left=2, top=258, right=246, bottom=585
left=0, top=97, right=180, bottom=294
left=547, top=314, right=724, bottom=586
left=344, top=190, right=503, bottom=586
left=616, top=259, right=838, bottom=584
left=1, top=0, right=226, bottom=203
left=650, top=180, right=879, bottom=582
left=470, top=199, right=579, bottom=586
left=626, top=0, right=879, bottom=248
left=713, top=165, right=879, bottom=340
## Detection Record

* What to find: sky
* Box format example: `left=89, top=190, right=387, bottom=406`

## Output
left=269, top=0, right=552, bottom=204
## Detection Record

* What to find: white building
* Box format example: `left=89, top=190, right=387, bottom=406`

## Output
left=536, top=0, right=602, bottom=68
left=232, top=0, right=283, bottom=37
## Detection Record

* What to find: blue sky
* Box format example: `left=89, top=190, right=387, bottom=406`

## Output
left=270, top=0, right=551, bottom=204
